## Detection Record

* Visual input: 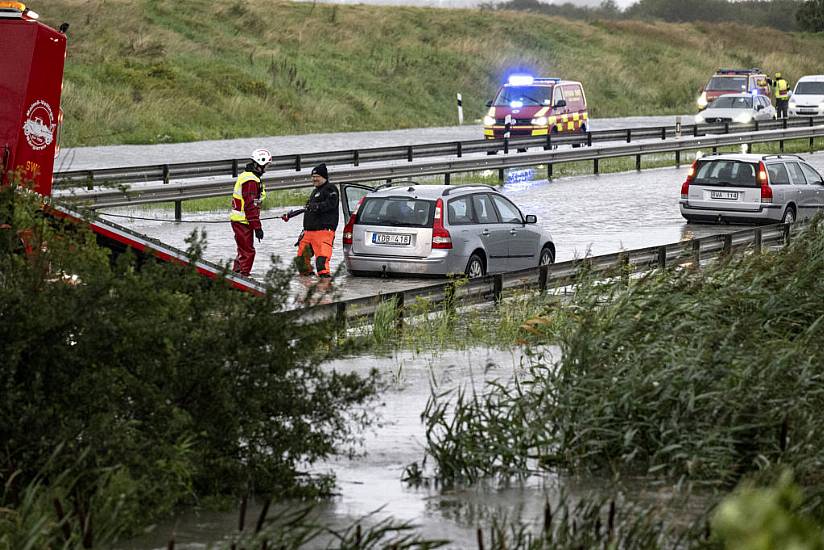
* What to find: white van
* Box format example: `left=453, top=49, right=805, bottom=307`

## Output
left=789, top=75, right=824, bottom=117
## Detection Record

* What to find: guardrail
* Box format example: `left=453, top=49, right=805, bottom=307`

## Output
left=55, top=124, right=824, bottom=210
left=294, top=222, right=794, bottom=326
left=54, top=117, right=824, bottom=190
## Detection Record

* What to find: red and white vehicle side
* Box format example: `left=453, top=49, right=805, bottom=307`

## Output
left=1, top=2, right=264, bottom=294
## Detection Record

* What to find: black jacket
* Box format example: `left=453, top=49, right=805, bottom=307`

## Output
left=303, top=181, right=339, bottom=231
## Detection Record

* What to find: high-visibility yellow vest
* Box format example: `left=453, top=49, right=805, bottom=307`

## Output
left=229, top=171, right=263, bottom=224
left=775, top=79, right=790, bottom=100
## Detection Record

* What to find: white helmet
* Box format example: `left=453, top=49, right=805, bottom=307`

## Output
left=251, top=148, right=272, bottom=167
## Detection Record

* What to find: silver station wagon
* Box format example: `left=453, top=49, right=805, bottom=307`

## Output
left=341, top=183, right=556, bottom=277
left=679, top=153, right=824, bottom=224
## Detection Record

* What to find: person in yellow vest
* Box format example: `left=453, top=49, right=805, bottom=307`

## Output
left=772, top=72, right=791, bottom=119
left=229, top=149, right=271, bottom=276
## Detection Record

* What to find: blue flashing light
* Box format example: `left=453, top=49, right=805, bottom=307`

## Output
left=508, top=75, right=534, bottom=86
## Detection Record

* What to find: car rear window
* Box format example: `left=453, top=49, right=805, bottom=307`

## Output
left=357, top=197, right=434, bottom=227
left=694, top=160, right=758, bottom=187
left=707, top=77, right=748, bottom=92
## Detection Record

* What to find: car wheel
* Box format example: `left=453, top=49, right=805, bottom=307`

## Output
left=465, top=254, right=485, bottom=279
left=539, top=245, right=555, bottom=266
left=781, top=206, right=796, bottom=224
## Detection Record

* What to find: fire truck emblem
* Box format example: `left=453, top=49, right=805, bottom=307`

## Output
left=22, top=100, right=56, bottom=151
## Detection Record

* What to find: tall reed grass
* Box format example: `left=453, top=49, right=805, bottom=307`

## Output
left=421, top=219, right=824, bottom=488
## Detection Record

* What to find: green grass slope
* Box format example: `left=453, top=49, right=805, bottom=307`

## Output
left=41, top=0, right=824, bottom=147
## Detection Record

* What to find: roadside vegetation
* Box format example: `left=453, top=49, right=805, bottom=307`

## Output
left=0, top=185, right=379, bottom=538
left=42, top=0, right=824, bottom=147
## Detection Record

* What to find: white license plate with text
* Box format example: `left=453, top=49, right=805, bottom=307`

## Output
left=710, top=191, right=739, bottom=200
left=372, top=233, right=412, bottom=245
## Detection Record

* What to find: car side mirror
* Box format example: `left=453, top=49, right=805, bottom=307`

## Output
left=553, top=99, right=567, bottom=108
left=485, top=100, right=493, bottom=108
left=524, top=214, right=537, bottom=224
left=756, top=104, right=764, bottom=111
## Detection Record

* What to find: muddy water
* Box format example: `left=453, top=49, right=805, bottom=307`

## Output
left=124, top=347, right=709, bottom=549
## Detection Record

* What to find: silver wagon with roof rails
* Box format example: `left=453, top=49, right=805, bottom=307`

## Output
left=679, top=153, right=824, bottom=224
left=341, top=183, right=556, bottom=277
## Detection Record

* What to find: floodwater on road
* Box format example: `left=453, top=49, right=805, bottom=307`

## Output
left=123, top=346, right=708, bottom=549
left=96, top=160, right=726, bottom=303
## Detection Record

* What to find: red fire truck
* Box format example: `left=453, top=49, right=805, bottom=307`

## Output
left=0, top=2, right=264, bottom=294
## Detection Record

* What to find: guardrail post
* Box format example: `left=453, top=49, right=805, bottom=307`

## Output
left=712, top=146, right=718, bottom=154
left=456, top=142, right=463, bottom=158
left=693, top=124, right=699, bottom=138
left=723, top=233, right=732, bottom=255
left=503, top=137, right=509, bottom=155
left=658, top=246, right=667, bottom=268
left=660, top=127, right=666, bottom=140
left=538, top=264, right=548, bottom=291
left=547, top=162, right=553, bottom=180
left=724, top=122, right=730, bottom=134
left=587, top=131, right=592, bottom=147
left=692, top=239, right=701, bottom=267
left=594, top=158, right=599, bottom=174
left=353, top=150, right=360, bottom=167
left=335, top=302, right=347, bottom=333
left=232, top=159, right=239, bottom=178
left=174, top=201, right=182, bottom=222
left=784, top=223, right=791, bottom=245
left=754, top=121, right=759, bottom=133
left=407, top=146, right=413, bottom=162
left=810, top=117, right=815, bottom=153
left=780, top=139, right=785, bottom=152
left=754, top=228, right=762, bottom=254
left=295, top=155, right=301, bottom=172
left=626, top=128, right=632, bottom=143
left=544, top=133, right=552, bottom=151
left=493, top=274, right=503, bottom=303
left=498, top=168, right=505, bottom=184
left=444, top=173, right=451, bottom=185
left=86, top=171, right=94, bottom=191
left=395, top=293, right=404, bottom=331
left=635, top=154, right=641, bottom=171
left=783, top=118, right=789, bottom=130
left=163, top=164, right=170, bottom=184
left=675, top=150, right=681, bottom=168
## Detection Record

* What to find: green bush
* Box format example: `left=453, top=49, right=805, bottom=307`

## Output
left=0, top=186, right=378, bottom=532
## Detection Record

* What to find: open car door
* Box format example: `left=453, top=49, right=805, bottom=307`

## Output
left=341, top=183, right=376, bottom=218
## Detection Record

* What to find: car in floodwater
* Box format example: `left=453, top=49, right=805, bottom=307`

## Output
left=340, top=183, right=556, bottom=278
left=679, top=153, right=824, bottom=224
left=694, top=93, right=776, bottom=125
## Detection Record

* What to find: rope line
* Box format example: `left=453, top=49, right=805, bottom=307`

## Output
left=97, top=212, right=288, bottom=223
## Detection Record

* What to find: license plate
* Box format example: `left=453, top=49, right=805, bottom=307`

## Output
left=710, top=191, right=739, bottom=200
left=372, top=232, right=412, bottom=245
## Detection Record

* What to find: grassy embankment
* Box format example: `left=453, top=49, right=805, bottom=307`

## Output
left=45, top=0, right=824, bottom=149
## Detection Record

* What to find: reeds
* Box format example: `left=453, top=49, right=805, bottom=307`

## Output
left=421, top=219, right=824, bottom=487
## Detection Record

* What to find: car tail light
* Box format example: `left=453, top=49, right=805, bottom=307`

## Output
left=681, top=160, right=698, bottom=199
left=432, top=198, right=452, bottom=249
left=758, top=161, right=772, bottom=203
left=342, top=197, right=364, bottom=245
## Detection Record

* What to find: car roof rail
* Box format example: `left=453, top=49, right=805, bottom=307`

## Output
left=760, top=154, right=805, bottom=161
left=375, top=179, right=423, bottom=190
left=441, top=184, right=498, bottom=196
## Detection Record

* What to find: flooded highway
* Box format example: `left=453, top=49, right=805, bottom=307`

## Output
left=115, top=152, right=824, bottom=548
left=100, top=150, right=824, bottom=302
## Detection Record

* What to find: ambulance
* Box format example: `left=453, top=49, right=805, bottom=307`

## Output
left=483, top=75, right=589, bottom=140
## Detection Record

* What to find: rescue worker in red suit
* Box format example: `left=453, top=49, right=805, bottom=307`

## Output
left=281, top=163, right=339, bottom=278
left=230, top=149, right=271, bottom=276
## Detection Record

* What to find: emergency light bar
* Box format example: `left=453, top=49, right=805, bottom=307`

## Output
left=534, top=77, right=561, bottom=83
left=508, top=75, right=534, bottom=86
left=717, top=68, right=762, bottom=75
left=0, top=2, right=37, bottom=19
